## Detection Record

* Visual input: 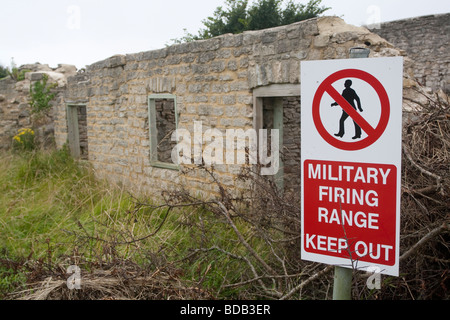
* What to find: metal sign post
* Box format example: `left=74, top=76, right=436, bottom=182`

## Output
left=332, top=47, right=370, bottom=300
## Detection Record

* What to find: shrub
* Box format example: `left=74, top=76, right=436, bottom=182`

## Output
left=29, top=74, right=57, bottom=114
left=12, top=128, right=35, bottom=151
left=0, top=65, right=8, bottom=79
left=8, top=67, right=30, bottom=81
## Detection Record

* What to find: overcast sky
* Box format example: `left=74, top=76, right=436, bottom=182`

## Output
left=0, top=0, right=448, bottom=69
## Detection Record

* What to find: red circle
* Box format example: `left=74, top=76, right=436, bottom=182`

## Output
left=312, top=69, right=390, bottom=151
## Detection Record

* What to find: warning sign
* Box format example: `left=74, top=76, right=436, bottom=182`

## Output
left=303, top=160, right=397, bottom=266
left=301, top=57, right=403, bottom=276
left=312, top=69, right=390, bottom=151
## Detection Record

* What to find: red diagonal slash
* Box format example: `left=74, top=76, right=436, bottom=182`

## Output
left=326, top=85, right=376, bottom=136
left=312, top=68, right=390, bottom=151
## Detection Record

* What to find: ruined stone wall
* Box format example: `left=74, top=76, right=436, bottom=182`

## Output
left=0, top=78, right=32, bottom=149
left=62, top=16, right=414, bottom=197
left=370, top=13, right=450, bottom=93
left=0, top=64, right=76, bottom=150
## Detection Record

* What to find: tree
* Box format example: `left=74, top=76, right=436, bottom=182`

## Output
left=170, top=0, right=329, bottom=43
left=281, top=0, right=329, bottom=25
left=247, top=0, right=282, bottom=31
left=200, top=0, right=249, bottom=38
left=0, top=65, right=7, bottom=79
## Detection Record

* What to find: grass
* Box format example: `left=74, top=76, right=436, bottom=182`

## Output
left=0, top=147, right=262, bottom=299
left=0, top=147, right=98, bottom=258
left=0, top=148, right=141, bottom=296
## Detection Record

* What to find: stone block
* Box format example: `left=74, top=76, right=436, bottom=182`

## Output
left=217, top=49, right=232, bottom=59
left=227, top=60, right=238, bottom=71
left=195, top=95, right=209, bottom=103
left=192, top=64, right=210, bottom=74
left=222, top=95, right=236, bottom=105
left=211, top=61, right=226, bottom=73
left=332, top=31, right=359, bottom=44
left=188, top=83, right=208, bottom=93
left=233, top=46, right=251, bottom=57
left=225, top=105, right=243, bottom=117
left=230, top=81, right=249, bottom=92
left=243, top=31, right=261, bottom=45
left=212, top=83, right=230, bottom=93
left=217, top=73, right=233, bottom=81
left=221, top=33, right=243, bottom=47
left=276, top=39, right=292, bottom=54
left=314, top=34, right=330, bottom=48
left=198, top=52, right=216, bottom=63
left=198, top=105, right=212, bottom=116
left=261, top=31, right=278, bottom=44
left=30, top=73, right=44, bottom=81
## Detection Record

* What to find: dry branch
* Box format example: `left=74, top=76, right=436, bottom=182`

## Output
left=400, top=222, right=449, bottom=261
left=279, top=265, right=334, bottom=300
left=7, top=85, right=449, bottom=300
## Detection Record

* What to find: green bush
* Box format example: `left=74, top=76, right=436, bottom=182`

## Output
left=0, top=257, right=27, bottom=299
left=0, top=65, right=8, bottom=79
left=29, top=74, right=57, bottom=114
left=172, top=0, right=330, bottom=42
left=12, top=128, right=35, bottom=151
left=8, top=67, right=29, bottom=81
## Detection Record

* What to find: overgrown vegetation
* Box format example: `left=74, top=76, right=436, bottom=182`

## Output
left=0, top=65, right=8, bottom=79
left=8, top=67, right=29, bottom=82
left=12, top=128, right=35, bottom=151
left=29, top=74, right=57, bottom=115
left=1, top=88, right=448, bottom=300
left=170, top=0, right=329, bottom=44
left=0, top=147, right=219, bottom=299
left=0, top=59, right=30, bottom=81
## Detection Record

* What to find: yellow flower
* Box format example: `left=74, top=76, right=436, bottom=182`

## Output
left=17, top=128, right=34, bottom=136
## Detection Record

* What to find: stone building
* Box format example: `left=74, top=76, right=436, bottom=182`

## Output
left=1, top=15, right=445, bottom=198
left=59, top=16, right=424, bottom=198
left=0, top=63, right=77, bottom=150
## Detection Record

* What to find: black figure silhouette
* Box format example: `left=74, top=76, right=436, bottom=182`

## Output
left=331, top=79, right=363, bottom=139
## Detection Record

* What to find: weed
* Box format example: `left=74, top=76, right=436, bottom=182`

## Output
left=12, top=128, right=35, bottom=151
left=29, top=74, right=57, bottom=115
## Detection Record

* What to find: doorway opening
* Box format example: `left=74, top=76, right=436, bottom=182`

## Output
left=253, top=84, right=301, bottom=195
left=67, top=104, right=88, bottom=160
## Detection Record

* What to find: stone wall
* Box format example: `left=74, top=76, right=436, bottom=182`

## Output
left=60, top=16, right=419, bottom=197
left=370, top=13, right=450, bottom=93
left=0, top=63, right=77, bottom=150
left=0, top=77, right=31, bottom=149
